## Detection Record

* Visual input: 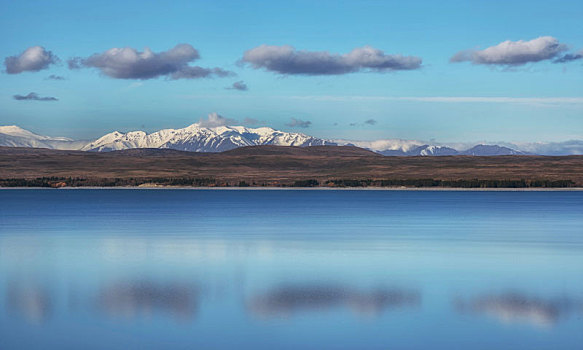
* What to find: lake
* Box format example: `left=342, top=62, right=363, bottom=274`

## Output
left=0, top=189, right=582, bottom=349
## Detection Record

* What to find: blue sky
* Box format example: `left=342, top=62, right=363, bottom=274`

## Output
left=1, top=0, right=582, bottom=142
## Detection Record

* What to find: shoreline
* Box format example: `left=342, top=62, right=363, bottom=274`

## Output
left=1, top=186, right=583, bottom=191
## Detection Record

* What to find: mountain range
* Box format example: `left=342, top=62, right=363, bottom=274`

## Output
left=1, top=123, right=581, bottom=156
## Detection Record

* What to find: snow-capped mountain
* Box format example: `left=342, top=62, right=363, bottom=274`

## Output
left=370, top=145, right=459, bottom=156
left=422, top=145, right=456, bottom=156
left=81, top=124, right=334, bottom=152
left=0, top=125, right=86, bottom=150
left=1, top=121, right=581, bottom=156
left=408, top=145, right=459, bottom=156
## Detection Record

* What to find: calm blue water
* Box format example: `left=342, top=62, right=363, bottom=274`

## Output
left=0, top=189, right=582, bottom=349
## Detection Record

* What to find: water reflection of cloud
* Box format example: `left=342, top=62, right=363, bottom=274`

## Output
left=248, top=285, right=420, bottom=317
left=6, top=284, right=52, bottom=324
left=455, top=292, right=581, bottom=328
left=97, top=281, right=197, bottom=320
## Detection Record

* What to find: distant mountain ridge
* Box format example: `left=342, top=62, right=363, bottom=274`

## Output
left=1, top=123, right=581, bottom=156
left=81, top=124, right=334, bottom=152
left=376, top=145, right=460, bottom=156
left=461, top=144, right=525, bottom=156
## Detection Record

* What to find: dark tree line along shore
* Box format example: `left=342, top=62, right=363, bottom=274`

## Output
left=0, top=177, right=576, bottom=188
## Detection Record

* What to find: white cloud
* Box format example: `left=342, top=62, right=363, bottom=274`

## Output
left=451, top=36, right=568, bottom=65
left=196, top=112, right=238, bottom=127
left=4, top=46, right=58, bottom=74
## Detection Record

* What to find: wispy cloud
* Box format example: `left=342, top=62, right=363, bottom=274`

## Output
left=553, top=51, right=583, bottom=64
left=13, top=92, right=58, bottom=101
left=226, top=80, right=248, bottom=91
left=451, top=36, right=568, bottom=66
left=350, top=119, right=378, bottom=127
left=196, top=112, right=237, bottom=127
left=286, top=118, right=312, bottom=128
left=46, top=74, right=66, bottom=80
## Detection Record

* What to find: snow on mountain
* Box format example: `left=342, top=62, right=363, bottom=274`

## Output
left=0, top=125, right=70, bottom=141
left=413, top=145, right=459, bottom=156
left=0, top=125, right=85, bottom=150
left=1, top=123, right=581, bottom=156
left=81, top=124, right=335, bottom=152
left=337, top=139, right=423, bottom=153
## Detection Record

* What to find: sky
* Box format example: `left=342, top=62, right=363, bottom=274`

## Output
left=1, top=0, right=582, bottom=142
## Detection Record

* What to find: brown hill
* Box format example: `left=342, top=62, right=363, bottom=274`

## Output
left=221, top=145, right=381, bottom=157
left=0, top=146, right=582, bottom=187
